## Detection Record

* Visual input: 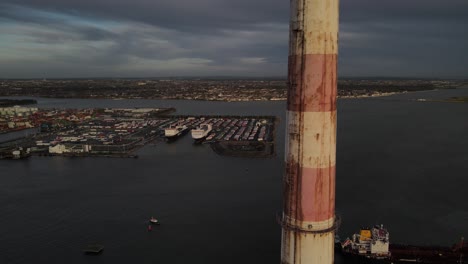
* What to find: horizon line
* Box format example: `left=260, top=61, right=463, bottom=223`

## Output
left=1, top=76, right=467, bottom=81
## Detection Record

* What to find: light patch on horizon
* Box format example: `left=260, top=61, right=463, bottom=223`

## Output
left=238, top=57, right=267, bottom=65
left=121, top=57, right=214, bottom=72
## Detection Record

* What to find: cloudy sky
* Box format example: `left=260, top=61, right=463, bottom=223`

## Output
left=0, top=0, right=467, bottom=78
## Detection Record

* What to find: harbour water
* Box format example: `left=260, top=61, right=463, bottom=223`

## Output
left=1, top=88, right=467, bottom=263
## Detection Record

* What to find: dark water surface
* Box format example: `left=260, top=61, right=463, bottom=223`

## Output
left=1, top=88, right=467, bottom=263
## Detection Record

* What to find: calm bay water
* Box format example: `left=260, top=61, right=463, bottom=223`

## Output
left=1, top=88, right=467, bottom=263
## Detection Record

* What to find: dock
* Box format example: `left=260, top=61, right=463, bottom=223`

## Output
left=1, top=108, right=277, bottom=158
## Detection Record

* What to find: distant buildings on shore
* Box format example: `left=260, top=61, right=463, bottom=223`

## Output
left=0, top=79, right=464, bottom=102
left=0, top=106, right=38, bottom=131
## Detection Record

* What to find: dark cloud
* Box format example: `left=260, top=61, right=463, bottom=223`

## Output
left=0, top=0, right=467, bottom=78
left=341, top=0, right=468, bottom=23
left=0, top=0, right=288, bottom=33
left=338, top=1, right=468, bottom=78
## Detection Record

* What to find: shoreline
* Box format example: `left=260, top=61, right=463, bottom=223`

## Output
left=0, top=92, right=406, bottom=102
left=3, top=87, right=462, bottom=102
left=339, top=91, right=404, bottom=99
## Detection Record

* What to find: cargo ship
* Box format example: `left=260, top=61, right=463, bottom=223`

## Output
left=191, top=124, right=212, bottom=141
left=339, top=225, right=468, bottom=263
left=164, top=125, right=188, bottom=140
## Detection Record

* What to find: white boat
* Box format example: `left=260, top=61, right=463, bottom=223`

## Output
left=191, top=124, right=213, bottom=140
left=164, top=125, right=188, bottom=138
left=149, top=217, right=160, bottom=225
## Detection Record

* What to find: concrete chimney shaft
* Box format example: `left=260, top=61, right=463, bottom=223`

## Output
left=281, top=0, right=339, bottom=263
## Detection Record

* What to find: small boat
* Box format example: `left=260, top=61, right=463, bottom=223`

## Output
left=83, top=244, right=104, bottom=255
left=149, top=217, right=160, bottom=225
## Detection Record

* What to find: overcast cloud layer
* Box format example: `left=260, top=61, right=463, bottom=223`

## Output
left=0, top=0, right=467, bottom=78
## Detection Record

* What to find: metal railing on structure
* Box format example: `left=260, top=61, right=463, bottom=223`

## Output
left=277, top=212, right=341, bottom=234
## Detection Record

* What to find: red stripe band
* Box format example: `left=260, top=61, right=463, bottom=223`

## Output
left=287, top=54, right=337, bottom=112
left=284, top=165, right=336, bottom=222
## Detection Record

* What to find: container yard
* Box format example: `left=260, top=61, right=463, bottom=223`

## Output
left=0, top=108, right=275, bottom=159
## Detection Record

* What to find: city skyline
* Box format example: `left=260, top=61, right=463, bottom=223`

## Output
left=0, top=0, right=467, bottom=79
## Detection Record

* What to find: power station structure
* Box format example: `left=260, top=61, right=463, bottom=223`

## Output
left=280, top=0, right=339, bottom=263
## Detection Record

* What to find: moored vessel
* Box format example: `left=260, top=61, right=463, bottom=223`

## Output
left=164, top=125, right=188, bottom=140
left=340, top=225, right=468, bottom=264
left=191, top=124, right=212, bottom=141
left=341, top=225, right=391, bottom=261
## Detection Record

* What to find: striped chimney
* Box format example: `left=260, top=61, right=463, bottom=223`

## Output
left=280, top=0, right=339, bottom=263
